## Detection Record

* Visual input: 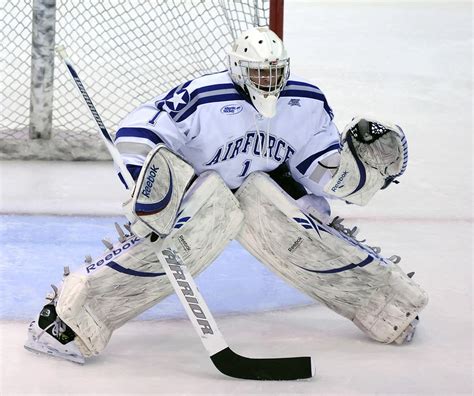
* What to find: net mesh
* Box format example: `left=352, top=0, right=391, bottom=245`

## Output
left=1, top=0, right=269, bottom=159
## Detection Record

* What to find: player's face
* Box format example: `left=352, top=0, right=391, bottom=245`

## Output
left=248, top=67, right=285, bottom=92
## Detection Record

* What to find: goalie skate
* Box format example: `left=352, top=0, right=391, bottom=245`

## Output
left=24, top=287, right=85, bottom=364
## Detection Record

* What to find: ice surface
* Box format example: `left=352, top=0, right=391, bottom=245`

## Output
left=0, top=215, right=313, bottom=320
left=0, top=1, right=472, bottom=395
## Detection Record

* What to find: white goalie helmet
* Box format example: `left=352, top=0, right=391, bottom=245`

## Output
left=228, top=26, right=290, bottom=118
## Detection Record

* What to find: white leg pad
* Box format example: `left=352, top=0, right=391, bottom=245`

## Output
left=235, top=172, right=428, bottom=343
left=56, top=171, right=243, bottom=356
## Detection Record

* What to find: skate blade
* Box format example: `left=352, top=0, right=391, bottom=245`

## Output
left=24, top=341, right=85, bottom=364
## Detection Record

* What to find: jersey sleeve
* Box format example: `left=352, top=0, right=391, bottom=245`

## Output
left=114, top=82, right=195, bottom=186
left=288, top=105, right=341, bottom=197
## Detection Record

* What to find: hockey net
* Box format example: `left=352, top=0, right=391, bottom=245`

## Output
left=1, top=0, right=281, bottom=160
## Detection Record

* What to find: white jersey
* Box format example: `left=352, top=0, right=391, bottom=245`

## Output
left=115, top=71, right=340, bottom=196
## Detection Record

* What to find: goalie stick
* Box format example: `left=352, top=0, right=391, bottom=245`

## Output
left=56, top=45, right=314, bottom=381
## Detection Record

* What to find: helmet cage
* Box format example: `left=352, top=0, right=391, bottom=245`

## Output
left=238, top=58, right=290, bottom=97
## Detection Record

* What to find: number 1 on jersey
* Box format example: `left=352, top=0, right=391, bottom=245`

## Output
left=239, top=159, right=252, bottom=177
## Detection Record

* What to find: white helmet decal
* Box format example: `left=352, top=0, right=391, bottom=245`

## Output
left=228, top=27, right=290, bottom=118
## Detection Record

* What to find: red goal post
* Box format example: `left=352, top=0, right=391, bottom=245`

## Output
left=0, top=0, right=284, bottom=160
left=270, top=0, right=284, bottom=39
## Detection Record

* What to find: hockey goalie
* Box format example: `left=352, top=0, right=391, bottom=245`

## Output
left=25, top=26, right=428, bottom=365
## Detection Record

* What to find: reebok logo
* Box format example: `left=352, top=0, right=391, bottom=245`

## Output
left=85, top=237, right=140, bottom=274
left=331, top=171, right=348, bottom=192
left=288, top=237, right=303, bottom=252
left=141, top=165, right=159, bottom=198
left=177, top=235, right=191, bottom=252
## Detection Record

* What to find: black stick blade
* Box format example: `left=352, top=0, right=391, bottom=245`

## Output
left=210, top=347, right=314, bottom=381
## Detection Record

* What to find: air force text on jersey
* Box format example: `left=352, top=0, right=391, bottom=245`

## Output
left=205, top=131, right=295, bottom=166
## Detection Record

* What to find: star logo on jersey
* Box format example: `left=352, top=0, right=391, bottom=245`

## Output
left=288, top=98, right=301, bottom=107
left=165, top=89, right=189, bottom=112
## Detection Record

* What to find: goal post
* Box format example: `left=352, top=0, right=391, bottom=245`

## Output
left=269, top=0, right=284, bottom=39
left=30, top=0, right=57, bottom=141
left=1, top=0, right=284, bottom=160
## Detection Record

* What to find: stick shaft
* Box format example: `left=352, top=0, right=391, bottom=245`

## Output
left=56, top=46, right=134, bottom=188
